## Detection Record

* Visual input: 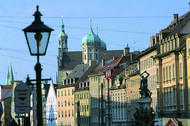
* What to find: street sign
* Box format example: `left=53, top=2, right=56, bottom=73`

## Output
left=14, top=83, right=31, bottom=114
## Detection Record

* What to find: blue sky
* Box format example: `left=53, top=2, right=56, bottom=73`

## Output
left=0, top=0, right=189, bottom=84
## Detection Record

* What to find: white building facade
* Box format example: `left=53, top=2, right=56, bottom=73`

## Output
left=46, top=81, right=57, bottom=126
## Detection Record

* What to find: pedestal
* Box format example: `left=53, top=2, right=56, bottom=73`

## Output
left=134, top=98, right=155, bottom=126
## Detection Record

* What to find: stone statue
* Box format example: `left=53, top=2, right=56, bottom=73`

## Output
left=139, top=71, right=152, bottom=98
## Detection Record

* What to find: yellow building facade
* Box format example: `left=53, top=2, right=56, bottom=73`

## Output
left=185, top=34, right=190, bottom=117
left=154, top=33, right=187, bottom=117
left=57, top=86, right=75, bottom=126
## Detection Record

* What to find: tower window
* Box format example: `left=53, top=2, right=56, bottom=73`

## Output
left=89, top=54, right=92, bottom=60
left=89, top=48, right=92, bottom=60
left=96, top=53, right=98, bottom=60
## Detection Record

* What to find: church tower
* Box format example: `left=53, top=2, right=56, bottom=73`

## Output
left=82, top=20, right=106, bottom=64
left=5, top=62, right=14, bottom=85
left=58, top=16, right=68, bottom=69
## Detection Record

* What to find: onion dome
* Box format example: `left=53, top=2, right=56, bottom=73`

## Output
left=82, top=27, right=101, bottom=45
left=58, top=22, right=68, bottom=39
left=101, top=40, right=107, bottom=50
left=96, top=34, right=107, bottom=50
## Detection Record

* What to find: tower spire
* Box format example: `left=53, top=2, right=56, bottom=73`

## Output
left=96, top=25, right=98, bottom=35
left=62, top=15, right=63, bottom=24
left=10, top=61, right=14, bottom=82
left=89, top=19, right=92, bottom=29
left=61, top=16, right=65, bottom=32
left=5, top=61, right=14, bottom=85
left=5, top=64, right=10, bottom=85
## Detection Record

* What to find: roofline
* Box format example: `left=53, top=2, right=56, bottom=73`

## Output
left=138, top=44, right=158, bottom=58
left=57, top=83, right=75, bottom=89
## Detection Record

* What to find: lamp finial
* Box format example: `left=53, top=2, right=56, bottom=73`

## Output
left=37, top=5, right=39, bottom=11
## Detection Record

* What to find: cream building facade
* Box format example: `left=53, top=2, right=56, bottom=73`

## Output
left=138, top=43, right=159, bottom=116
left=154, top=12, right=190, bottom=118
left=57, top=86, right=75, bottom=126
left=125, top=62, right=141, bottom=125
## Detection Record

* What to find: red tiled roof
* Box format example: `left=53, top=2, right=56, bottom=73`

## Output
left=1, top=85, right=13, bottom=89
left=90, top=57, right=122, bottom=75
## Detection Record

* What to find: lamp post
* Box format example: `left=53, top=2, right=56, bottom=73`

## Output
left=23, top=5, right=53, bottom=126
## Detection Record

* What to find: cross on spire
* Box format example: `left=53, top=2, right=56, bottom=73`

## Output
left=89, top=19, right=92, bottom=28
left=96, top=25, right=98, bottom=35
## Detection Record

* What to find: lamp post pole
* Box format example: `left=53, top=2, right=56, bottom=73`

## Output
left=35, top=54, right=43, bottom=126
left=23, top=5, right=53, bottom=126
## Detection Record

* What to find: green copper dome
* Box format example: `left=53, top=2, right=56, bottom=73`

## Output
left=97, top=34, right=107, bottom=50
left=58, top=23, right=68, bottom=39
left=101, top=40, right=107, bottom=50
left=82, top=27, right=101, bottom=45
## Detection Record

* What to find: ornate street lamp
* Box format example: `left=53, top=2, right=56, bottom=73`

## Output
left=23, top=5, right=53, bottom=126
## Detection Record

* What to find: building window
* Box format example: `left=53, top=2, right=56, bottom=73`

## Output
left=61, top=100, right=63, bottom=107
left=170, top=89, right=172, bottom=106
left=65, top=100, right=67, bottom=106
left=68, top=99, right=70, bottom=106
left=95, top=53, right=98, bottom=60
left=65, top=110, right=67, bottom=117
left=180, top=63, right=182, bottom=78
left=72, top=109, right=74, bottom=117
left=68, top=110, right=70, bottom=117
left=166, top=67, right=168, bottom=81
left=72, top=99, right=74, bottom=106
left=62, top=110, right=64, bottom=117
left=163, top=68, right=165, bottom=82
left=169, top=66, right=171, bottom=81
left=173, top=87, right=176, bottom=105
left=65, top=90, right=67, bottom=96
left=89, top=48, right=92, bottom=60
left=61, top=90, right=63, bottom=96
left=58, top=101, right=60, bottom=107
left=68, top=89, right=70, bottom=96
left=156, top=69, right=159, bottom=82
left=157, top=89, right=160, bottom=107
left=172, top=64, right=175, bottom=79
left=180, top=86, right=183, bottom=105
left=164, top=90, right=166, bottom=107
left=167, top=42, right=169, bottom=52
left=72, top=89, right=74, bottom=95
left=58, top=111, right=60, bottom=117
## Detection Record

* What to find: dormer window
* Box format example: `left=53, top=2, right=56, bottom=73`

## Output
left=84, top=82, right=86, bottom=87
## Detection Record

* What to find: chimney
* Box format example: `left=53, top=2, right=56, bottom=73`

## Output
left=130, top=54, right=133, bottom=61
left=149, top=36, right=155, bottom=47
left=155, top=34, right=159, bottom=44
left=102, top=59, right=105, bottom=67
left=124, top=43, right=130, bottom=56
left=173, top=14, right=179, bottom=24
